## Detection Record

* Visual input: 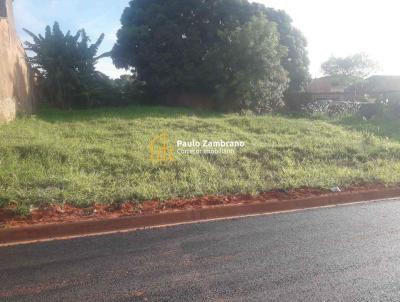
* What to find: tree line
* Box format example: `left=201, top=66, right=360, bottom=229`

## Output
left=26, top=0, right=311, bottom=112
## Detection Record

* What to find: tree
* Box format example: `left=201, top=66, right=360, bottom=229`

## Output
left=112, top=0, right=290, bottom=112
left=205, top=16, right=288, bottom=112
left=114, top=74, right=145, bottom=105
left=24, top=22, right=110, bottom=108
left=255, top=6, right=310, bottom=93
left=321, top=53, right=378, bottom=79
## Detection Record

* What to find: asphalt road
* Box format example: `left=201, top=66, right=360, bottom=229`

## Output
left=1, top=199, right=400, bottom=302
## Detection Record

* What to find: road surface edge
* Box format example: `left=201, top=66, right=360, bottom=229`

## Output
left=1, top=187, right=400, bottom=246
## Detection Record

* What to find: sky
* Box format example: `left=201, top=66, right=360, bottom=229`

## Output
left=13, top=0, right=400, bottom=79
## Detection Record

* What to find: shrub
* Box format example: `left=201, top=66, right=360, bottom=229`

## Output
left=290, top=99, right=361, bottom=117
left=386, top=101, right=400, bottom=118
left=284, top=92, right=314, bottom=112
left=358, top=102, right=385, bottom=119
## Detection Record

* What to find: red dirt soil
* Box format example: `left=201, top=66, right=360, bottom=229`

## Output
left=0, top=185, right=395, bottom=228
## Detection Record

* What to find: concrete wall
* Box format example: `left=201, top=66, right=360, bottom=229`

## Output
left=0, top=0, right=35, bottom=122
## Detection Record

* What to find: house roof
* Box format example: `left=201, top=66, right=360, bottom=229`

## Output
left=308, top=75, right=400, bottom=95
left=307, top=76, right=351, bottom=94
left=364, top=75, right=400, bottom=92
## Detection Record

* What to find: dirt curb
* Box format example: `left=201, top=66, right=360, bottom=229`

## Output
left=1, top=187, right=400, bottom=246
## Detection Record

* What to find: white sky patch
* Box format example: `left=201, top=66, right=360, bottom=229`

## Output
left=13, top=0, right=400, bottom=78
left=96, top=59, right=127, bottom=79
left=253, top=0, right=400, bottom=77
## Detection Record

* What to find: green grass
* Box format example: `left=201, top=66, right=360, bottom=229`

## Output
left=337, top=115, right=400, bottom=142
left=1, top=106, right=400, bottom=209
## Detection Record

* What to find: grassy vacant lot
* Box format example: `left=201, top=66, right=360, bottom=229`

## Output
left=1, top=106, right=400, bottom=209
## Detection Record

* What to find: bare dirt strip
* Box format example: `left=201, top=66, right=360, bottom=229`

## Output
left=1, top=184, right=400, bottom=245
left=1, top=185, right=399, bottom=229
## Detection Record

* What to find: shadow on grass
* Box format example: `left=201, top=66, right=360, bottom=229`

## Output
left=35, top=106, right=400, bottom=144
left=36, top=105, right=225, bottom=123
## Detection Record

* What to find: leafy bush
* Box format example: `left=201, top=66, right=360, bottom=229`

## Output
left=325, top=102, right=361, bottom=117
left=386, top=101, right=400, bottom=118
left=114, top=75, right=145, bottom=106
left=284, top=93, right=360, bottom=117
left=284, top=92, right=314, bottom=112
left=290, top=99, right=361, bottom=117
left=358, top=102, right=385, bottom=119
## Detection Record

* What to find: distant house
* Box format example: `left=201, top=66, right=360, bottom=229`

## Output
left=363, top=75, right=400, bottom=92
left=307, top=76, right=346, bottom=94
left=346, top=75, right=400, bottom=101
left=307, top=75, right=400, bottom=102
left=360, top=75, right=400, bottom=97
left=306, top=76, right=358, bottom=101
